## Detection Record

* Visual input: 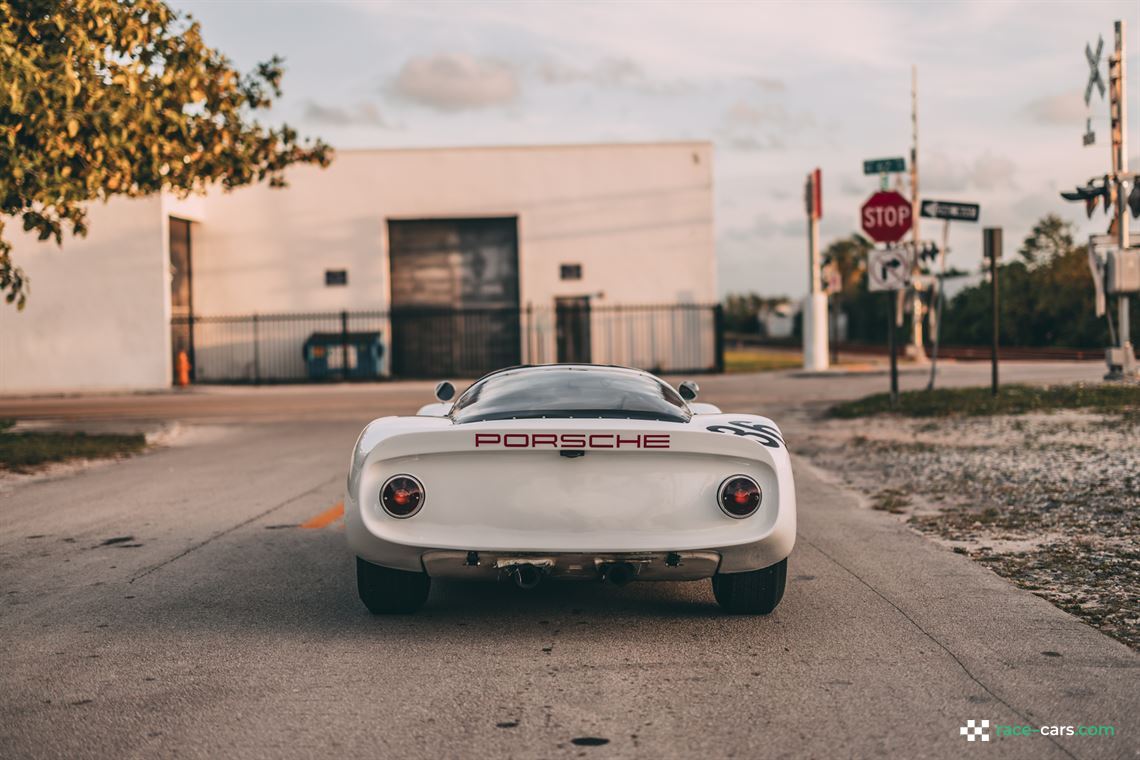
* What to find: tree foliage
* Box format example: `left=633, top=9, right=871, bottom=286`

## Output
left=0, top=0, right=332, bottom=308
left=722, top=292, right=796, bottom=335
left=940, top=214, right=1132, bottom=348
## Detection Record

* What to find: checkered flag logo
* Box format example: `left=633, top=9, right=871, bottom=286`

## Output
left=960, top=719, right=990, bottom=742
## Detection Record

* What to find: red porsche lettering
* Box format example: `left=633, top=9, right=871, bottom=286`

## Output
left=473, top=433, right=671, bottom=449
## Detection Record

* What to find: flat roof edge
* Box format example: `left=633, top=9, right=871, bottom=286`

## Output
left=329, top=140, right=714, bottom=156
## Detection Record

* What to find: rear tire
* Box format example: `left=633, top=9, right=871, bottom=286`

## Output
left=712, top=558, right=787, bottom=614
left=356, top=557, right=430, bottom=614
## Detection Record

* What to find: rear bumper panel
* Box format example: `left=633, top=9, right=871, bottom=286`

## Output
left=346, top=497, right=794, bottom=575
left=421, top=550, right=721, bottom=581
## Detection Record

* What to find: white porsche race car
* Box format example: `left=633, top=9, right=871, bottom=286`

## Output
left=345, top=364, right=796, bottom=614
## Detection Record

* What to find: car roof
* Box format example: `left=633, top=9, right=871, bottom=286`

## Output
left=468, top=364, right=661, bottom=383
left=450, top=364, right=689, bottom=425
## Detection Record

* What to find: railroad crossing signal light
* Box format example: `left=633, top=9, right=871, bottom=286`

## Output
left=1129, top=182, right=1140, bottom=219
left=1060, top=181, right=1112, bottom=218
left=1059, top=183, right=1106, bottom=202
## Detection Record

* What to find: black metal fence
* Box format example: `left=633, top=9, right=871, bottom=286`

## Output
left=172, top=303, right=724, bottom=383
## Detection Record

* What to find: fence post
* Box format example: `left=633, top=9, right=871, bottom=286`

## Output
left=340, top=310, right=349, bottom=382
left=524, top=302, right=533, bottom=364
left=252, top=313, right=260, bottom=385
left=713, top=304, right=726, bottom=373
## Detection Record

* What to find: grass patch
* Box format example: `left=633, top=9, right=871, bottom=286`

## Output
left=724, top=348, right=802, bottom=373
left=0, top=427, right=146, bottom=473
left=828, top=383, right=1140, bottom=419
left=871, top=488, right=910, bottom=514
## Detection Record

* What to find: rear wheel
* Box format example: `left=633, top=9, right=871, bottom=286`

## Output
left=356, top=557, right=430, bottom=614
left=712, top=558, right=787, bottom=614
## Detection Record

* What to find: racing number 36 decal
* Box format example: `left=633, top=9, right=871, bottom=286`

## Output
left=706, top=421, right=784, bottom=448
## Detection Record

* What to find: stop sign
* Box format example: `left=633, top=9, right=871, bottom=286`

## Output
left=861, top=191, right=913, bottom=243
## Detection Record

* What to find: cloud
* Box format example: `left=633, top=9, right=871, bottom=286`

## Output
left=748, top=76, right=785, bottom=93
left=724, top=213, right=806, bottom=242
left=302, top=101, right=391, bottom=127
left=537, top=57, right=688, bottom=94
left=840, top=174, right=868, bottom=197
left=923, top=151, right=1017, bottom=193
left=390, top=53, right=519, bottom=111
left=1023, top=91, right=1086, bottom=125
left=724, top=101, right=814, bottom=131
left=718, top=99, right=813, bottom=152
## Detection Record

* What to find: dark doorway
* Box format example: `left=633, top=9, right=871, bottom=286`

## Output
left=168, top=217, right=194, bottom=383
left=387, top=218, right=520, bottom=377
left=556, top=296, right=592, bottom=363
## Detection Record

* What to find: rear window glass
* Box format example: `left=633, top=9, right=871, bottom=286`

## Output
left=450, top=366, right=691, bottom=424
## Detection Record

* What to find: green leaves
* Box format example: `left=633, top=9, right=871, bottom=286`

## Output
left=0, top=0, right=332, bottom=308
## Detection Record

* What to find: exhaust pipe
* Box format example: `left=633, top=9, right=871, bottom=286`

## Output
left=512, top=564, right=542, bottom=590
left=601, top=562, right=637, bottom=588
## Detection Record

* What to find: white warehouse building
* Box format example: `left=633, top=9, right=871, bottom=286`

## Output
left=0, top=142, right=718, bottom=394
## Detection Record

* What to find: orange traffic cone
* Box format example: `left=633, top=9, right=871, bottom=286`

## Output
left=176, top=350, right=191, bottom=387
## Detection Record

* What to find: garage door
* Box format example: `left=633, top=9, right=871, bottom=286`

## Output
left=388, top=218, right=520, bottom=378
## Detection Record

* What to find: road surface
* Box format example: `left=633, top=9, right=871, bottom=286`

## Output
left=2, top=363, right=1135, bottom=758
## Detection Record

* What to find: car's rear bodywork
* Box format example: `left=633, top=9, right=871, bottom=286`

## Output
left=345, top=365, right=796, bottom=587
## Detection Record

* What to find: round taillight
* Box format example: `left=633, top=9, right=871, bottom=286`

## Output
left=718, top=475, right=762, bottom=518
left=380, top=474, right=424, bottom=518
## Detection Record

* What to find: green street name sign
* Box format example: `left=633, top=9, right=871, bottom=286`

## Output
left=863, top=157, right=906, bottom=175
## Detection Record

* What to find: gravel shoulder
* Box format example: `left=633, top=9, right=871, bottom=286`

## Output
left=792, top=409, right=1140, bottom=649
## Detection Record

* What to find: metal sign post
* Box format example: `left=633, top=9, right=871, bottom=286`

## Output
left=888, top=293, right=898, bottom=407
left=920, top=198, right=981, bottom=390
left=868, top=247, right=912, bottom=406
left=984, top=228, right=1002, bottom=396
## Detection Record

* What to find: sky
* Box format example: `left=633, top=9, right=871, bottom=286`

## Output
left=176, top=0, right=1140, bottom=299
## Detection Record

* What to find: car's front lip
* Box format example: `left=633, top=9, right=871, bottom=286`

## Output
left=421, top=550, right=721, bottom=581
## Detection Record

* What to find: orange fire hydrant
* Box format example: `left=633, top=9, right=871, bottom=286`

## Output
left=176, top=350, right=191, bottom=387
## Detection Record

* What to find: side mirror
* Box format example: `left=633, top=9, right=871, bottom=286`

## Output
left=678, top=380, right=699, bottom=401
left=434, top=381, right=455, bottom=402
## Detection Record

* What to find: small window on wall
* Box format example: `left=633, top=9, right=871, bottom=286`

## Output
left=560, top=263, right=582, bottom=281
left=325, top=269, right=348, bottom=286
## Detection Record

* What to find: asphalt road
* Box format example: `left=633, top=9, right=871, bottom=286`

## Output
left=2, top=362, right=1136, bottom=759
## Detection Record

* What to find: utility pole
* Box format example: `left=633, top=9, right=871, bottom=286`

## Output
left=906, top=65, right=927, bottom=362
left=1109, top=19, right=1134, bottom=377
left=803, top=168, right=829, bottom=371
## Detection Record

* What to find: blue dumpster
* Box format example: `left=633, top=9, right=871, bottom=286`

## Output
left=303, top=332, right=384, bottom=380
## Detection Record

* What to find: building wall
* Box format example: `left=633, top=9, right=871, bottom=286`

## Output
left=0, top=196, right=170, bottom=393
left=0, top=142, right=716, bottom=392
left=192, top=142, right=716, bottom=315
